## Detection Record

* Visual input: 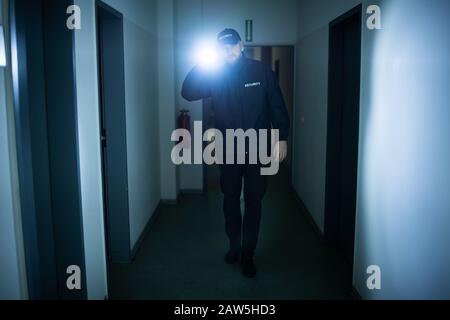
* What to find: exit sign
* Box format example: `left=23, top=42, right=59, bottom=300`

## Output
left=245, top=20, right=253, bottom=42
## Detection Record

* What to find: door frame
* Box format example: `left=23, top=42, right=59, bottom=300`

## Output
left=96, top=0, right=131, bottom=266
left=245, top=45, right=296, bottom=177
left=323, top=4, right=362, bottom=262
left=10, top=0, right=87, bottom=299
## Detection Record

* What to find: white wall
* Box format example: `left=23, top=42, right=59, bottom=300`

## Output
left=295, top=0, right=450, bottom=299
left=292, top=27, right=330, bottom=233
left=0, top=0, right=27, bottom=299
left=354, top=0, right=450, bottom=299
left=175, top=0, right=204, bottom=191
left=201, top=0, right=298, bottom=45
left=175, top=0, right=298, bottom=191
left=297, top=0, right=362, bottom=39
left=74, top=0, right=160, bottom=299
left=158, top=0, right=179, bottom=201
left=293, top=0, right=360, bottom=235
left=105, top=0, right=161, bottom=249
left=73, top=0, right=108, bottom=300
left=0, top=64, right=24, bottom=299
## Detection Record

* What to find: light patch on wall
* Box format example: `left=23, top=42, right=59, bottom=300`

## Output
left=0, top=26, right=6, bottom=67
left=355, top=0, right=450, bottom=299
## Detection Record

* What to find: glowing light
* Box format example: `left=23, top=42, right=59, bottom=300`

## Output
left=194, top=41, right=222, bottom=71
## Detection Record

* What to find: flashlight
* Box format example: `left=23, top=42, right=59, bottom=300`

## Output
left=194, top=41, right=223, bottom=71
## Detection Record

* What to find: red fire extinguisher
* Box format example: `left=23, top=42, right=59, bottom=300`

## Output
left=178, top=109, right=191, bottom=131
left=177, top=109, right=191, bottom=144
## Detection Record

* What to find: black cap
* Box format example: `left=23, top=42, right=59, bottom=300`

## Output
left=217, top=28, right=242, bottom=45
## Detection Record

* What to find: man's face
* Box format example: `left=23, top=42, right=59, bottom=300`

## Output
left=219, top=42, right=243, bottom=65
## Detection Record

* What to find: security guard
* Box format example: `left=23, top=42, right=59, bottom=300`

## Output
left=181, top=28, right=290, bottom=278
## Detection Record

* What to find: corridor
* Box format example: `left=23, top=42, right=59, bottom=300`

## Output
left=1, top=0, right=449, bottom=302
left=109, top=166, right=351, bottom=299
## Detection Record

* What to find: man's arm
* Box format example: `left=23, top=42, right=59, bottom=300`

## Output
left=266, top=66, right=290, bottom=162
left=181, top=66, right=212, bottom=101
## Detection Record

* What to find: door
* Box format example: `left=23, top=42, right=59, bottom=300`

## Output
left=245, top=46, right=295, bottom=173
left=324, top=5, right=362, bottom=268
left=338, top=13, right=361, bottom=265
left=96, top=1, right=131, bottom=264
left=10, top=0, right=87, bottom=299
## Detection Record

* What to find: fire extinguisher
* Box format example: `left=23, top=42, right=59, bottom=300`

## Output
left=178, top=109, right=191, bottom=131
left=177, top=109, right=191, bottom=144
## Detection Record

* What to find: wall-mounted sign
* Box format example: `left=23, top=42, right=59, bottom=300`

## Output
left=245, top=20, right=253, bottom=42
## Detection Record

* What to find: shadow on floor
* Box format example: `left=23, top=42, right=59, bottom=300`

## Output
left=109, top=165, right=353, bottom=300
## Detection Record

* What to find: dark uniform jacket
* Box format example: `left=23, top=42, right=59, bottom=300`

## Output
left=181, top=56, right=290, bottom=161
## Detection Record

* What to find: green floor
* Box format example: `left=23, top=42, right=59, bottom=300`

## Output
left=109, top=165, right=353, bottom=300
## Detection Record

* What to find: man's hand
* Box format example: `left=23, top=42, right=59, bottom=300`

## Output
left=273, top=140, right=288, bottom=163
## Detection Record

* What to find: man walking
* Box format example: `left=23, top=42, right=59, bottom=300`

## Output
left=181, top=28, right=290, bottom=278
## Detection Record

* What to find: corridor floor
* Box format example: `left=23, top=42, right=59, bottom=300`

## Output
left=109, top=165, right=353, bottom=300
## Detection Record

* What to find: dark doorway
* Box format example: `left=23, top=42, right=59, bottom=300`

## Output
left=10, top=0, right=86, bottom=299
left=245, top=46, right=295, bottom=173
left=96, top=2, right=130, bottom=266
left=324, top=4, right=362, bottom=270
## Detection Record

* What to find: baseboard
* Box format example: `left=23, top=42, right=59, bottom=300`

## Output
left=351, top=286, right=363, bottom=300
left=180, top=189, right=204, bottom=194
left=128, top=195, right=181, bottom=261
left=161, top=198, right=178, bottom=205
left=130, top=201, right=163, bottom=260
left=290, top=185, right=325, bottom=243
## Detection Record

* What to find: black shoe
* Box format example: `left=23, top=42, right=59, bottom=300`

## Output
left=240, top=256, right=256, bottom=278
left=225, top=249, right=241, bottom=264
